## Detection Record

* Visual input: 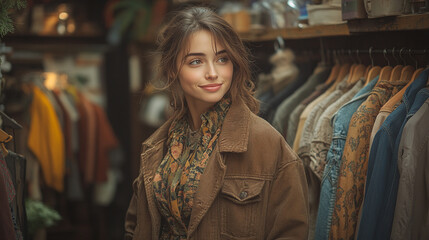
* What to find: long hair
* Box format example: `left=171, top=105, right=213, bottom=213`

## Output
left=154, top=6, right=259, bottom=120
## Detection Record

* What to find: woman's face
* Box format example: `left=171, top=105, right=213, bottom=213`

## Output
left=176, top=30, right=233, bottom=114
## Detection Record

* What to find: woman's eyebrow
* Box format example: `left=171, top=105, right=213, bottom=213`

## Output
left=184, top=49, right=227, bottom=58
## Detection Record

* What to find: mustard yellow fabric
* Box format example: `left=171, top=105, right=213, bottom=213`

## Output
left=28, top=85, right=65, bottom=192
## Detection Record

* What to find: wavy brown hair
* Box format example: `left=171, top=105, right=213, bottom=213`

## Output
left=154, top=6, right=259, bottom=119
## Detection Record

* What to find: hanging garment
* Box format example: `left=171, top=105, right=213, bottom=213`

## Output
left=297, top=74, right=352, bottom=165
left=357, top=69, right=429, bottom=240
left=27, top=85, right=65, bottom=192
left=93, top=103, right=119, bottom=183
left=314, top=76, right=378, bottom=240
left=292, top=69, right=349, bottom=153
left=368, top=67, right=421, bottom=148
left=76, top=93, right=97, bottom=185
left=272, top=66, right=331, bottom=137
left=5, top=151, right=26, bottom=240
left=309, top=77, right=365, bottom=179
left=258, top=61, right=317, bottom=122
left=391, top=95, right=429, bottom=240
left=53, top=89, right=84, bottom=201
left=287, top=82, right=332, bottom=147
left=330, top=77, right=408, bottom=240
left=0, top=152, right=16, bottom=240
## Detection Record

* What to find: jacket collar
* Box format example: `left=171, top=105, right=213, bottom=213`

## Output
left=142, top=99, right=251, bottom=153
left=218, top=98, right=250, bottom=153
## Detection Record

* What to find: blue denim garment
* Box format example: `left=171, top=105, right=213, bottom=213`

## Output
left=314, top=76, right=379, bottom=240
left=357, top=69, right=429, bottom=240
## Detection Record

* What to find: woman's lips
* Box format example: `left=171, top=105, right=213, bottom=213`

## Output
left=200, top=83, right=222, bottom=92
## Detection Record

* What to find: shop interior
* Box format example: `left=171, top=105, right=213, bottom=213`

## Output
left=1, top=0, right=428, bottom=240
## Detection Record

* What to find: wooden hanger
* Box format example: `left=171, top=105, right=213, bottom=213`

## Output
left=410, top=68, right=424, bottom=83
left=324, top=63, right=341, bottom=85
left=0, top=129, right=12, bottom=155
left=364, top=65, right=371, bottom=79
left=346, top=64, right=357, bottom=83
left=389, top=65, right=403, bottom=82
left=378, top=66, right=393, bottom=82
left=399, top=65, right=416, bottom=82
left=364, top=47, right=381, bottom=85
left=365, top=66, right=382, bottom=85
left=349, top=64, right=366, bottom=84
left=334, top=63, right=351, bottom=86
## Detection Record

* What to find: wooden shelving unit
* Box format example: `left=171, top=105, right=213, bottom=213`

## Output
left=348, top=13, right=429, bottom=32
left=240, top=23, right=350, bottom=41
left=239, top=12, right=429, bottom=41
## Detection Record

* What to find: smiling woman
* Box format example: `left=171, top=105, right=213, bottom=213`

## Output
left=177, top=30, right=233, bottom=130
left=124, top=6, right=309, bottom=240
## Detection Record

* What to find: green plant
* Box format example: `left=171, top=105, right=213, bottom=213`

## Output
left=109, top=0, right=153, bottom=43
left=25, top=199, right=62, bottom=236
left=0, top=0, right=26, bottom=38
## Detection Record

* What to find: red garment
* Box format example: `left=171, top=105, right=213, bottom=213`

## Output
left=93, top=104, right=119, bottom=182
left=77, top=93, right=96, bottom=185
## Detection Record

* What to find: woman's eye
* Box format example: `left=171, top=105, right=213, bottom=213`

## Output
left=189, top=59, right=202, bottom=65
left=217, top=57, right=229, bottom=63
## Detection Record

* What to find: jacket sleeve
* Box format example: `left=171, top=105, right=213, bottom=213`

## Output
left=265, top=142, right=309, bottom=240
left=124, top=178, right=139, bottom=240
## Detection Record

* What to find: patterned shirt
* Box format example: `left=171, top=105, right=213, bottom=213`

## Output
left=329, top=79, right=407, bottom=240
left=153, top=98, right=231, bottom=240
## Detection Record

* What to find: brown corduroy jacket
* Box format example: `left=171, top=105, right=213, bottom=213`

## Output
left=124, top=99, right=309, bottom=240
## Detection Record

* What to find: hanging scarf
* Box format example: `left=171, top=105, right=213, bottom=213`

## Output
left=153, top=97, right=231, bottom=240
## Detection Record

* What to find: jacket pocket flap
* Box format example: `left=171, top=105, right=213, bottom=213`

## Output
left=221, top=179, right=264, bottom=203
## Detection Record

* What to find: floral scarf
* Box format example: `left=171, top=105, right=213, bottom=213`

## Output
left=153, top=98, right=231, bottom=239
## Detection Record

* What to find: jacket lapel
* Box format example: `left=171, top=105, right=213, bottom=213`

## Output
left=218, top=99, right=251, bottom=153
left=140, top=119, right=171, bottom=239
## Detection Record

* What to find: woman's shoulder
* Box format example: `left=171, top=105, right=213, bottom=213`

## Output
left=248, top=111, right=284, bottom=140
left=141, top=118, right=173, bottom=149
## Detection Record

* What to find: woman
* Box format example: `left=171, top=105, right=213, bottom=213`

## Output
left=124, top=6, right=309, bottom=240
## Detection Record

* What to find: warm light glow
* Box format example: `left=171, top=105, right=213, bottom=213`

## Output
left=44, top=72, right=58, bottom=90
left=67, top=22, right=76, bottom=33
left=59, top=12, right=69, bottom=20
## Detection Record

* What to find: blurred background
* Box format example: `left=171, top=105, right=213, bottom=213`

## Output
left=0, top=0, right=428, bottom=240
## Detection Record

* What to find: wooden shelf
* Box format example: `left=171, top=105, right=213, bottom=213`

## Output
left=3, top=34, right=109, bottom=53
left=240, top=23, right=350, bottom=41
left=347, top=13, right=429, bottom=32
left=239, top=12, right=429, bottom=41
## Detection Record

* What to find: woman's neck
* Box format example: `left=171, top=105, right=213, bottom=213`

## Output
left=186, top=100, right=214, bottom=131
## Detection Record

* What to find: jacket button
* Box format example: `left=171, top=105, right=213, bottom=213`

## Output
left=239, top=191, right=248, bottom=199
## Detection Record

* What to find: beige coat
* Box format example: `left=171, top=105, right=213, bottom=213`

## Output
left=124, top=99, right=309, bottom=240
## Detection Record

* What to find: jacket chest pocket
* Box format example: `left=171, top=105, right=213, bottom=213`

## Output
left=220, top=179, right=265, bottom=240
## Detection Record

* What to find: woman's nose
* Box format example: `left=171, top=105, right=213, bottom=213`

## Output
left=205, top=64, right=218, bottom=80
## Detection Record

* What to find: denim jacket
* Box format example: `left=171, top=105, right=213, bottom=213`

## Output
left=314, top=76, right=378, bottom=240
